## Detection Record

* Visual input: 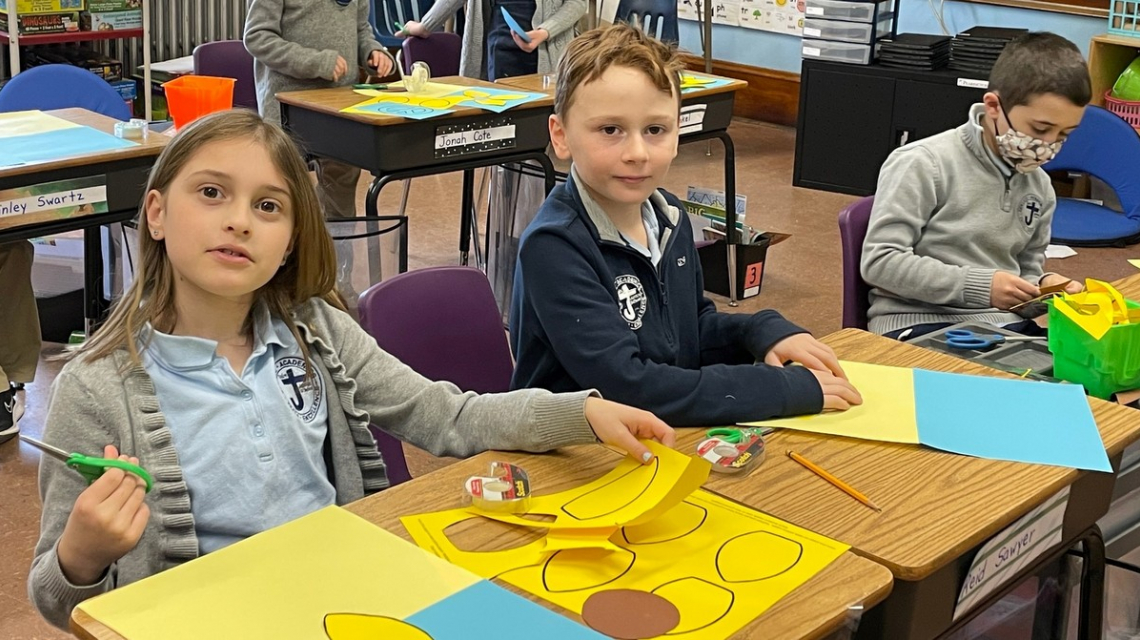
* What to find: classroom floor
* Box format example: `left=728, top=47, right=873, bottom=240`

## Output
left=1, top=117, right=1137, bottom=639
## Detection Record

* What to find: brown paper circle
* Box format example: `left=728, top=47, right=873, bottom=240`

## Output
left=581, top=589, right=680, bottom=639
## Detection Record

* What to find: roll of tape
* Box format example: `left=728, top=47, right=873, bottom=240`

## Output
left=465, top=461, right=531, bottom=513
left=696, top=430, right=766, bottom=475
left=114, top=119, right=148, bottom=141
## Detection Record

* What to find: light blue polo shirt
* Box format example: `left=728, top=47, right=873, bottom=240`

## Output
left=618, top=201, right=663, bottom=267
left=140, top=304, right=335, bottom=554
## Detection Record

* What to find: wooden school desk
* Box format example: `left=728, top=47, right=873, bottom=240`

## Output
left=70, top=444, right=893, bottom=640
left=0, top=108, right=167, bottom=333
left=277, top=78, right=557, bottom=269
left=667, top=329, right=1140, bottom=640
left=1114, top=271, right=1140, bottom=299
left=497, top=72, right=751, bottom=304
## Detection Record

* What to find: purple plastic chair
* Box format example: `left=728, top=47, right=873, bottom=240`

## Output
left=838, top=195, right=875, bottom=330
left=192, top=40, right=258, bottom=110
left=400, top=31, right=462, bottom=76
left=357, top=267, right=514, bottom=485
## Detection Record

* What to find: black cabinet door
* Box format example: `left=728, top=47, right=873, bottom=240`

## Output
left=794, top=65, right=895, bottom=196
left=891, top=80, right=985, bottom=151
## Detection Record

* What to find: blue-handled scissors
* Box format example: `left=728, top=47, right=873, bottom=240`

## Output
left=20, top=435, right=153, bottom=492
left=944, top=329, right=1046, bottom=350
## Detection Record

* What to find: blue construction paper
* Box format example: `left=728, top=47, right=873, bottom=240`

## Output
left=500, top=6, right=532, bottom=42
left=1, top=126, right=136, bottom=166
left=353, top=100, right=454, bottom=120
left=450, top=87, right=547, bottom=113
left=407, top=580, right=605, bottom=639
left=914, top=369, right=1112, bottom=472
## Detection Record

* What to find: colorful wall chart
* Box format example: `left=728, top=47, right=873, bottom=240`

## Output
left=77, top=507, right=604, bottom=640
left=745, top=361, right=1112, bottom=472
left=0, top=110, right=136, bottom=168
left=402, top=442, right=849, bottom=639
left=677, top=0, right=805, bottom=36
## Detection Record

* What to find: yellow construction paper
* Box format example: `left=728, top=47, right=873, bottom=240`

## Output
left=680, top=73, right=715, bottom=89
left=342, top=94, right=467, bottom=114
left=77, top=507, right=481, bottom=639
left=742, top=361, right=920, bottom=443
left=389, top=80, right=471, bottom=98
left=1130, top=259, right=1140, bottom=270
left=403, top=490, right=849, bottom=640
left=1056, top=279, right=1133, bottom=339
left=0, top=110, right=80, bottom=138
left=473, top=440, right=710, bottom=530
left=324, top=613, right=433, bottom=640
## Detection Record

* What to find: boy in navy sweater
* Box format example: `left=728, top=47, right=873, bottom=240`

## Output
left=509, top=24, right=861, bottom=427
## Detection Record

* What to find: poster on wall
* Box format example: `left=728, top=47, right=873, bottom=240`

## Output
left=678, top=0, right=805, bottom=36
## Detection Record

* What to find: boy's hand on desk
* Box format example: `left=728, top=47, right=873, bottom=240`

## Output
left=512, top=28, right=548, bottom=53
left=368, top=50, right=394, bottom=77
left=810, top=370, right=864, bottom=412
left=56, top=445, right=150, bottom=586
left=991, top=272, right=1040, bottom=310
left=584, top=397, right=675, bottom=464
left=763, top=334, right=846, bottom=378
left=1040, top=273, right=1084, bottom=294
left=331, top=55, right=348, bottom=81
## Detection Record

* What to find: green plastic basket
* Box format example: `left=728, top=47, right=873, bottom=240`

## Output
left=1048, top=298, right=1140, bottom=399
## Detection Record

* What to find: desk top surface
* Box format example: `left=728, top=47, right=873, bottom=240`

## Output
left=701, top=328, right=1139, bottom=581
left=276, top=76, right=555, bottom=126
left=0, top=108, right=168, bottom=181
left=496, top=70, right=749, bottom=100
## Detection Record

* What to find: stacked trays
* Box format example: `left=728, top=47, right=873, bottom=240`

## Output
left=950, top=26, right=1027, bottom=76
left=878, top=33, right=951, bottom=71
left=801, top=0, right=895, bottom=65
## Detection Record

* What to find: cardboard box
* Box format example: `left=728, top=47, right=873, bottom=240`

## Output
left=0, top=10, right=79, bottom=33
left=80, top=7, right=140, bottom=30
left=86, top=0, right=138, bottom=11
left=0, top=0, right=83, bottom=15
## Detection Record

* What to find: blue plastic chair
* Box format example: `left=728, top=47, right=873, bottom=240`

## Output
left=1042, top=105, right=1140, bottom=247
left=617, top=0, right=679, bottom=43
left=370, top=0, right=435, bottom=49
left=0, top=64, right=131, bottom=120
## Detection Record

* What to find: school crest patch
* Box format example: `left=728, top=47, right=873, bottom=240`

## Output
left=1019, top=194, right=1045, bottom=227
left=614, top=274, right=648, bottom=330
left=275, top=357, right=323, bottom=423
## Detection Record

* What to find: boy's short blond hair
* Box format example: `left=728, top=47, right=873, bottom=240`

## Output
left=553, top=23, right=686, bottom=118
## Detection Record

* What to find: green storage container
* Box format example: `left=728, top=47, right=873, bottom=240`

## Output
left=1048, top=298, right=1140, bottom=399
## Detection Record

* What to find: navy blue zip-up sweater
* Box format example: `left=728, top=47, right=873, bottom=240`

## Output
left=509, top=170, right=824, bottom=427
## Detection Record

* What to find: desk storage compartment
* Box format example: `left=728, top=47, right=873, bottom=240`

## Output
left=802, top=39, right=875, bottom=65
left=803, top=0, right=891, bottom=23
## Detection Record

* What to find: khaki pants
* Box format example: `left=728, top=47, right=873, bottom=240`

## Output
left=0, top=241, right=41, bottom=387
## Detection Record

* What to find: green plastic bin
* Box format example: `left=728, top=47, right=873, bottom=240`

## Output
left=1048, top=298, right=1140, bottom=399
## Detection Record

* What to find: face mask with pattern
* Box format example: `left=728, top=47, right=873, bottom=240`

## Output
left=992, top=97, right=1063, bottom=174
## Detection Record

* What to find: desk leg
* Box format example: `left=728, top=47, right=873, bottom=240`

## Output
left=718, top=131, right=739, bottom=307
left=83, top=225, right=106, bottom=337
left=1077, top=527, right=1106, bottom=640
left=460, top=169, right=475, bottom=266
left=365, top=174, right=410, bottom=275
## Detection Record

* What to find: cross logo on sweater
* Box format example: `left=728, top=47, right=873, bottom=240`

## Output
left=1020, top=195, right=1044, bottom=227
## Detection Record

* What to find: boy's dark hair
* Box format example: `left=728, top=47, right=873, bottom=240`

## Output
left=989, top=32, right=1091, bottom=108
left=553, top=22, right=685, bottom=118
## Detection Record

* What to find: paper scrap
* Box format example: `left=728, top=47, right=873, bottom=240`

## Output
left=1045, top=244, right=1078, bottom=259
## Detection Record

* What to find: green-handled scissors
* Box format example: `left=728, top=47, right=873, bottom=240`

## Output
left=20, top=435, right=153, bottom=492
left=706, top=427, right=772, bottom=444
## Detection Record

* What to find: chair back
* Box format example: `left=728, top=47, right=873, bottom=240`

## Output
left=616, top=0, right=680, bottom=42
left=193, top=40, right=258, bottom=110
left=401, top=31, right=462, bottom=76
left=0, top=64, right=131, bottom=120
left=837, top=195, right=875, bottom=330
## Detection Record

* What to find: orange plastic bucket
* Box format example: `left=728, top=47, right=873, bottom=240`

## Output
left=163, top=75, right=236, bottom=129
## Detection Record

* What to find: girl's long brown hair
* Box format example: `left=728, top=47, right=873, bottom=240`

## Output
left=76, top=109, right=345, bottom=369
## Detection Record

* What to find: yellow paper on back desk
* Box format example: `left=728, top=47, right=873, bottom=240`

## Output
left=76, top=507, right=482, bottom=639
left=741, top=361, right=920, bottom=443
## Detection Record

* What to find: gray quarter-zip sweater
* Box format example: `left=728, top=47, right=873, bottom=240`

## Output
left=244, top=0, right=395, bottom=125
left=861, top=103, right=1056, bottom=335
left=29, top=298, right=597, bottom=629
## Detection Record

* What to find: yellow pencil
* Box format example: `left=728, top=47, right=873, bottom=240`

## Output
left=786, top=450, right=882, bottom=512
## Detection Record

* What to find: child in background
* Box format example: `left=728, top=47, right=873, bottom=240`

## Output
left=509, top=24, right=862, bottom=428
left=28, top=110, right=673, bottom=629
left=0, top=241, right=36, bottom=444
left=398, top=0, right=584, bottom=81
left=861, top=33, right=1090, bottom=340
left=245, top=0, right=395, bottom=220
